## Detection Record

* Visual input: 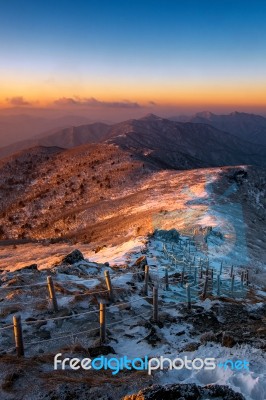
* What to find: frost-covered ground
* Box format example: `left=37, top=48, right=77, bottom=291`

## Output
left=0, top=166, right=265, bottom=399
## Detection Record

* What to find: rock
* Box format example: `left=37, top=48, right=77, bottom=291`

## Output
left=37, top=330, right=51, bottom=339
left=257, top=327, right=266, bottom=336
left=122, top=383, right=245, bottom=400
left=88, top=345, right=116, bottom=357
left=52, top=308, right=72, bottom=318
left=123, top=384, right=201, bottom=400
left=2, top=370, right=24, bottom=391
left=19, top=263, right=38, bottom=271
left=176, top=330, right=186, bottom=336
left=140, top=326, right=161, bottom=347
left=182, top=342, right=200, bottom=352
left=222, top=331, right=236, bottom=348
left=200, top=331, right=217, bottom=344
left=62, top=249, right=84, bottom=264
left=153, top=228, right=180, bottom=242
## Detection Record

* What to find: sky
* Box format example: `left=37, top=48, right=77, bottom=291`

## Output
left=0, top=0, right=266, bottom=117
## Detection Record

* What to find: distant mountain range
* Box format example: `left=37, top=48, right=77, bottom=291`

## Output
left=0, top=112, right=266, bottom=243
left=0, top=113, right=92, bottom=148
left=1, top=112, right=266, bottom=168
left=171, top=111, right=266, bottom=145
left=107, top=114, right=266, bottom=168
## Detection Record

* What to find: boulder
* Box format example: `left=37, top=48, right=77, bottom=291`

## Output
left=62, top=249, right=84, bottom=264
left=153, top=228, right=180, bottom=242
left=19, top=263, right=38, bottom=271
left=122, top=383, right=245, bottom=400
left=222, top=331, right=236, bottom=348
left=200, top=331, right=217, bottom=344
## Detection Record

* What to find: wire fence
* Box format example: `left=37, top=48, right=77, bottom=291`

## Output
left=0, top=237, right=251, bottom=357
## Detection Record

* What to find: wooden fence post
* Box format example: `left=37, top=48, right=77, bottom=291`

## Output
left=202, top=276, right=208, bottom=299
left=165, top=268, right=169, bottom=291
left=104, top=270, right=113, bottom=301
left=144, top=265, right=149, bottom=295
left=181, top=267, right=185, bottom=287
left=231, top=274, right=235, bottom=294
left=200, top=262, right=203, bottom=279
left=220, top=261, right=223, bottom=275
left=241, top=271, right=244, bottom=289
left=245, top=270, right=249, bottom=286
left=13, top=315, right=24, bottom=357
left=186, top=283, right=191, bottom=310
left=153, top=287, right=158, bottom=322
left=47, top=275, right=58, bottom=312
left=194, top=267, right=197, bottom=285
left=217, top=274, right=221, bottom=296
left=99, top=303, right=106, bottom=343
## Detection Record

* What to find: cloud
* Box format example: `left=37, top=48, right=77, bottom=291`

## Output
left=84, top=97, right=141, bottom=109
left=6, top=96, right=31, bottom=106
left=54, top=97, right=79, bottom=106
left=54, top=96, right=141, bottom=109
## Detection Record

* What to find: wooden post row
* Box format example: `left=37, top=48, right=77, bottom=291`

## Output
left=217, top=274, right=221, bottom=295
left=104, top=270, right=113, bottom=301
left=99, top=303, right=106, bottom=343
left=47, top=275, right=58, bottom=312
left=144, top=265, right=149, bottom=295
left=165, top=268, right=169, bottom=291
left=231, top=274, right=235, bottom=294
left=202, top=276, right=208, bottom=299
left=13, top=315, right=24, bottom=357
left=186, top=283, right=191, bottom=310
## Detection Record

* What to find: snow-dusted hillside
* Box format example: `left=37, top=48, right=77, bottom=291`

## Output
left=0, top=165, right=265, bottom=399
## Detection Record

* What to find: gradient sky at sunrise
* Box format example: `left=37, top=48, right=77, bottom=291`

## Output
left=1, top=0, right=266, bottom=114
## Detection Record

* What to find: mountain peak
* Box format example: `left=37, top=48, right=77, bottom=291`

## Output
left=195, top=111, right=214, bottom=119
left=141, top=113, right=163, bottom=120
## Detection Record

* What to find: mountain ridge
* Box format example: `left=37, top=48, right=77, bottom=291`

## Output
left=1, top=113, right=266, bottom=169
left=170, top=110, right=266, bottom=145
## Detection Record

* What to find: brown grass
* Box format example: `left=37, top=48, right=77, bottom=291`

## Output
left=41, top=368, right=149, bottom=388
left=0, top=304, right=22, bottom=318
left=246, top=287, right=266, bottom=304
left=54, top=282, right=75, bottom=295
left=34, top=299, right=50, bottom=311
left=1, top=370, right=23, bottom=392
left=5, top=289, right=24, bottom=300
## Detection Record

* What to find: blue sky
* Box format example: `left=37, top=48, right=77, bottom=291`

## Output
left=1, top=0, right=266, bottom=113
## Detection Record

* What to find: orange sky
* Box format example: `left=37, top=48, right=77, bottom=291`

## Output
left=1, top=80, right=266, bottom=110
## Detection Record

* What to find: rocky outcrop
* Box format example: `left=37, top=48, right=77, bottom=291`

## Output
left=122, top=383, right=245, bottom=400
left=153, top=229, right=180, bottom=242
left=61, top=249, right=84, bottom=264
